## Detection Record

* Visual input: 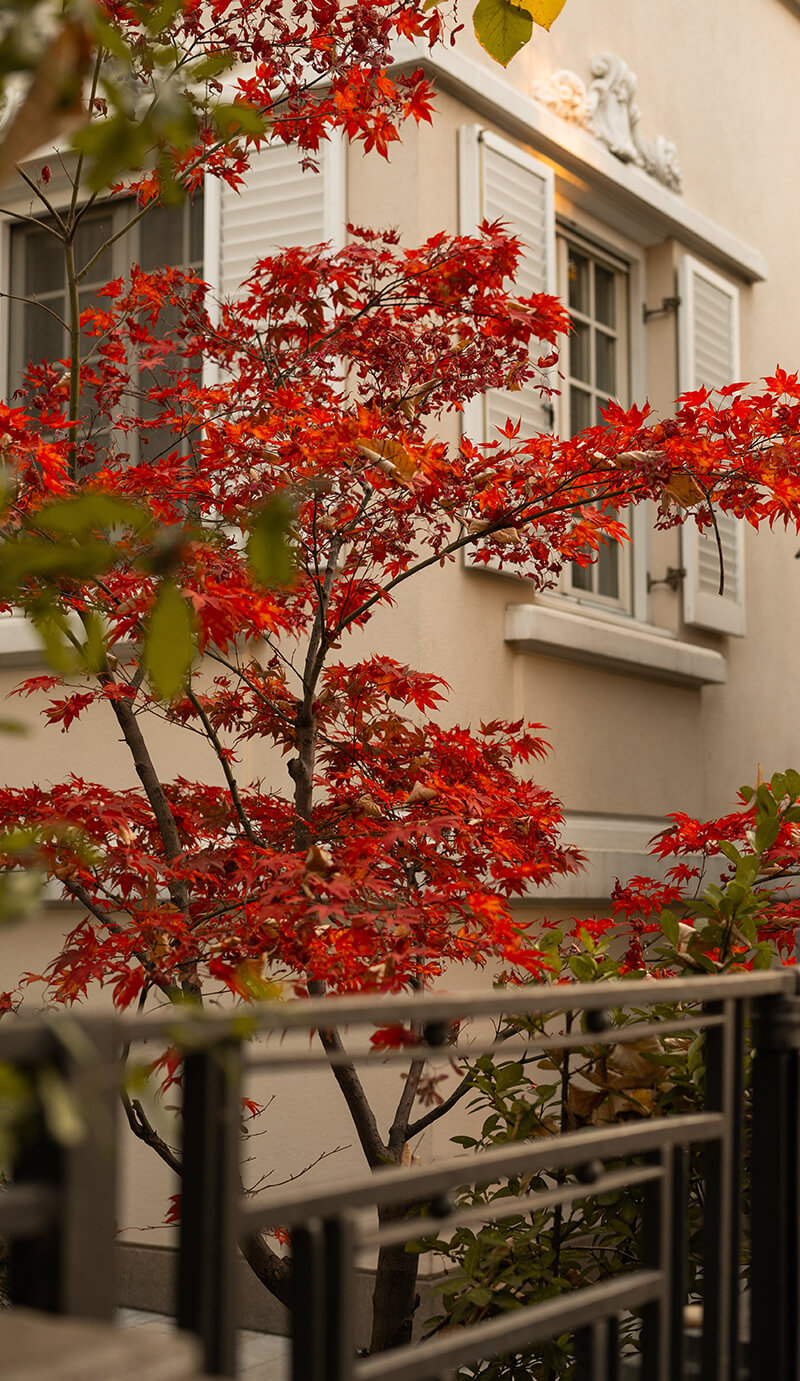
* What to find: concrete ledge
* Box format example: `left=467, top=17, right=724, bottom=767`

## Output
left=505, top=602, right=726, bottom=687
left=0, top=1307, right=201, bottom=1381
left=117, top=1241, right=445, bottom=1349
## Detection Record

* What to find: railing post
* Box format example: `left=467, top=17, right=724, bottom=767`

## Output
left=177, top=1040, right=242, bottom=1378
left=750, top=986, right=800, bottom=1381
left=291, top=1215, right=356, bottom=1381
left=701, top=998, right=744, bottom=1381
left=6, top=1015, right=119, bottom=1320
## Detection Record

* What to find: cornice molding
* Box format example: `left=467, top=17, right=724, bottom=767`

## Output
left=388, top=42, right=767, bottom=284
left=532, top=54, right=682, bottom=194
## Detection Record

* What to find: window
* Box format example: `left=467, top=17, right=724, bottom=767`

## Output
left=558, top=234, right=631, bottom=612
left=8, top=196, right=204, bottom=462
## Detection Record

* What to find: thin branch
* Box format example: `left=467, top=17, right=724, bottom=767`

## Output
left=184, top=684, right=265, bottom=847
left=120, top=1087, right=183, bottom=1176
left=12, top=163, right=66, bottom=229
left=405, top=1027, right=521, bottom=1140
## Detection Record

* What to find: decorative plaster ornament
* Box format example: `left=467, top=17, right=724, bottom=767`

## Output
left=532, top=52, right=682, bottom=193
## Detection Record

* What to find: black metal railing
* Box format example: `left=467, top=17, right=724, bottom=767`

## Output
left=3, top=969, right=800, bottom=1380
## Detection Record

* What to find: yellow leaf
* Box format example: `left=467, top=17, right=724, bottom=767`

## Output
left=515, top=0, right=567, bottom=29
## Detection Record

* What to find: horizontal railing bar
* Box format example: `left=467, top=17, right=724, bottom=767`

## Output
left=360, top=1163, right=664, bottom=1249
left=356, top=1269, right=663, bottom=1380
left=240, top=1014, right=722, bottom=1075
left=242, top=1112, right=723, bottom=1229
left=121, top=970, right=793, bottom=1049
left=133, top=973, right=794, bottom=1044
left=0, top=1025, right=61, bottom=1062
left=0, top=1183, right=61, bottom=1237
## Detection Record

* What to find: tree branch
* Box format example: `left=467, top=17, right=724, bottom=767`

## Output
left=120, top=1087, right=183, bottom=1176
left=388, top=1057, right=425, bottom=1158
left=104, top=686, right=191, bottom=922
left=317, top=1025, right=387, bottom=1168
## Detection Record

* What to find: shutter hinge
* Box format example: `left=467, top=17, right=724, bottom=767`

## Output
left=643, top=295, right=681, bottom=323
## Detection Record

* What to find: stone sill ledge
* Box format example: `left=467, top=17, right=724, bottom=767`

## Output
left=505, top=602, right=726, bottom=687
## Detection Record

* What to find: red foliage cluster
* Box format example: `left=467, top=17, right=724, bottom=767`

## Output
left=5, top=8, right=800, bottom=1016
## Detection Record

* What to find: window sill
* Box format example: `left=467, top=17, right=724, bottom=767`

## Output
left=505, top=602, right=726, bottom=687
left=0, top=615, right=47, bottom=668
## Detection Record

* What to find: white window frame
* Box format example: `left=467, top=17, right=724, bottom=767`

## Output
left=556, top=228, right=635, bottom=617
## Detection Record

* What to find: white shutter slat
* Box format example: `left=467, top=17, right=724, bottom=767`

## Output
left=217, top=140, right=343, bottom=300
left=459, top=126, right=556, bottom=444
left=678, top=253, right=745, bottom=636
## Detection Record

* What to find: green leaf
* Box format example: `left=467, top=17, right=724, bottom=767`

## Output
left=29, top=605, right=78, bottom=674
left=753, top=943, right=774, bottom=970
left=144, top=0, right=184, bottom=37
left=0, top=718, right=27, bottom=735
left=755, top=815, right=781, bottom=855
left=190, top=52, right=237, bottom=81
left=36, top=492, right=151, bottom=537
left=80, top=610, right=107, bottom=673
left=660, top=908, right=680, bottom=947
left=0, top=868, right=42, bottom=925
left=143, top=579, right=196, bottom=700
left=247, top=495, right=294, bottom=587
left=568, top=952, right=596, bottom=983
left=211, top=102, right=269, bottom=137
left=719, top=840, right=742, bottom=865
left=472, top=0, right=532, bottom=66
left=36, top=1067, right=85, bottom=1147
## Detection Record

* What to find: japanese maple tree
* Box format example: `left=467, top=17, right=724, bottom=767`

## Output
left=3, top=0, right=800, bottom=1355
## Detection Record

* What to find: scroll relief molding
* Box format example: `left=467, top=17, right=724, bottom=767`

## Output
left=532, top=54, right=682, bottom=193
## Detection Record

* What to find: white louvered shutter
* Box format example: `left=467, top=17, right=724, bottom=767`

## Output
left=206, top=137, right=345, bottom=301
left=678, top=254, right=745, bottom=636
left=458, top=126, right=556, bottom=443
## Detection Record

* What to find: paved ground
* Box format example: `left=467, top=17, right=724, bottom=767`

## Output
left=117, top=1309, right=290, bottom=1378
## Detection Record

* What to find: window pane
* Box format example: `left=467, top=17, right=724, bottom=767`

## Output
left=24, top=227, right=64, bottom=295
left=570, top=386, right=592, bottom=435
left=570, top=322, right=591, bottom=383
left=75, top=210, right=114, bottom=286
left=594, top=264, right=616, bottom=328
left=567, top=249, right=590, bottom=315
left=595, top=330, right=616, bottom=395
left=597, top=540, right=619, bottom=599
left=140, top=203, right=187, bottom=270
left=24, top=303, right=64, bottom=367
left=571, top=561, right=592, bottom=591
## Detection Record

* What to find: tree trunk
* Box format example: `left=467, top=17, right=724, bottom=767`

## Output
left=368, top=1202, right=421, bottom=1353
left=240, top=1231, right=293, bottom=1309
